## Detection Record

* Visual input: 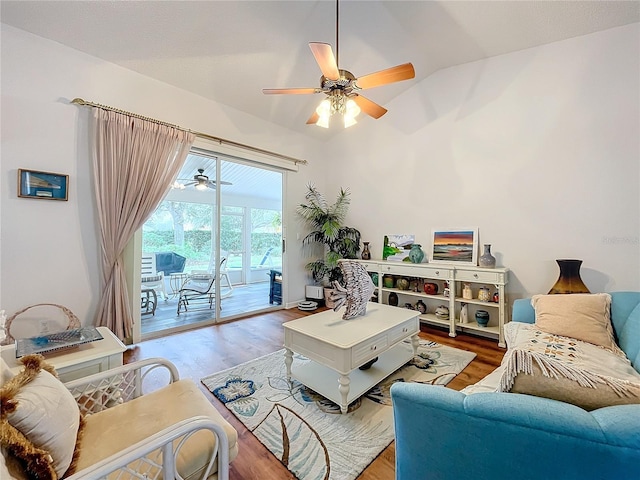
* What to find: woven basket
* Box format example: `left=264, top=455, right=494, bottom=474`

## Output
left=2, top=303, right=81, bottom=345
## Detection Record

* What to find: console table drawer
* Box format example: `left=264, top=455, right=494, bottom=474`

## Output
left=352, top=333, right=388, bottom=368
left=380, top=264, right=450, bottom=279
left=388, top=318, right=419, bottom=345
left=455, top=270, right=502, bottom=284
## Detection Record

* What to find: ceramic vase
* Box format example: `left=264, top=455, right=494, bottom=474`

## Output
left=478, top=287, right=491, bottom=302
left=361, top=242, right=371, bottom=260
left=416, top=300, right=427, bottom=314
left=396, top=277, right=410, bottom=290
left=409, top=244, right=425, bottom=264
left=462, top=283, right=473, bottom=300
left=475, top=310, right=490, bottom=327
left=424, top=282, right=439, bottom=295
left=478, top=244, right=496, bottom=268
left=388, top=292, right=399, bottom=306
left=548, top=259, right=590, bottom=294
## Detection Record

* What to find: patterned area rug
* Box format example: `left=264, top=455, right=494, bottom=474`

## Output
left=201, top=340, right=476, bottom=480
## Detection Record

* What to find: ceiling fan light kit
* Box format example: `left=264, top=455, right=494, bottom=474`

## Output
left=172, top=168, right=232, bottom=191
left=263, top=0, right=415, bottom=129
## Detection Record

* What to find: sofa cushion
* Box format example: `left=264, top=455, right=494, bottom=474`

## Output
left=499, top=323, right=640, bottom=410
left=532, top=293, right=621, bottom=352
left=0, top=354, right=80, bottom=479
left=75, top=378, right=238, bottom=479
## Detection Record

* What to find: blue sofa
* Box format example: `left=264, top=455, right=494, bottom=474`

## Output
left=391, top=292, right=640, bottom=480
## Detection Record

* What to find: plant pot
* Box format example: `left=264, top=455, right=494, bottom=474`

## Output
left=324, top=287, right=336, bottom=309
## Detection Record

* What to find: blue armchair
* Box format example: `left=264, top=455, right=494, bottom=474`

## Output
left=391, top=292, right=640, bottom=480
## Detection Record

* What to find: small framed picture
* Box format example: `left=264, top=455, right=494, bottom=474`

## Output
left=18, top=169, right=69, bottom=201
left=430, top=228, right=478, bottom=265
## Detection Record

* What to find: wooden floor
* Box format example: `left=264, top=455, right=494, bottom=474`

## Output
left=125, top=308, right=506, bottom=480
left=141, top=281, right=276, bottom=338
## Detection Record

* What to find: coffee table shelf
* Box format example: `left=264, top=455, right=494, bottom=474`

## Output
left=290, top=342, right=414, bottom=407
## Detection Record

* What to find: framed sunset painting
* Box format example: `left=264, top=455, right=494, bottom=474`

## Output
left=430, top=228, right=478, bottom=265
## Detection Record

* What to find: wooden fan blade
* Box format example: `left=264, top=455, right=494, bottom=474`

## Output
left=355, top=63, right=415, bottom=90
left=263, top=88, right=320, bottom=95
left=352, top=95, right=388, bottom=119
left=306, top=111, right=320, bottom=125
left=309, top=42, right=340, bottom=81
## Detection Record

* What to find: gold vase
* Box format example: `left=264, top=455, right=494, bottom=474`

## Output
left=548, top=259, right=590, bottom=294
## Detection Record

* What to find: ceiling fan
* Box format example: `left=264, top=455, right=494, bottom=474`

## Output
left=263, top=0, right=415, bottom=128
left=173, top=169, right=232, bottom=191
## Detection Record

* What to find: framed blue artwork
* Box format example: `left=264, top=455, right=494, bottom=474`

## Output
left=18, top=169, right=69, bottom=201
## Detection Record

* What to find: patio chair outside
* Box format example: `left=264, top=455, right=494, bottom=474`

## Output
left=176, top=274, right=217, bottom=314
left=141, top=253, right=168, bottom=301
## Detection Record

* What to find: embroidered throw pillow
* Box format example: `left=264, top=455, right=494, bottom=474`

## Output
left=532, top=293, right=620, bottom=352
left=0, top=354, right=81, bottom=479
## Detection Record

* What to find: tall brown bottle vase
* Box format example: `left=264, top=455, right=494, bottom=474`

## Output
left=361, top=242, right=371, bottom=260
left=548, top=259, right=590, bottom=294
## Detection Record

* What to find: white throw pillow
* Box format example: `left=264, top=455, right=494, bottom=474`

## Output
left=531, top=293, right=620, bottom=352
left=1, top=356, right=80, bottom=478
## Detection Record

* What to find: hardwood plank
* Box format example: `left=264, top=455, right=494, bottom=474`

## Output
left=125, top=307, right=506, bottom=480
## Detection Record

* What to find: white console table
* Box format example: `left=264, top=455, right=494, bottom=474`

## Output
left=1, top=326, right=127, bottom=382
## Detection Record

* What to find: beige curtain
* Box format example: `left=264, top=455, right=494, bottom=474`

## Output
left=91, top=109, right=195, bottom=340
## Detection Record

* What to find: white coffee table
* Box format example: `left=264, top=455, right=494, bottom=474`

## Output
left=283, top=303, right=419, bottom=413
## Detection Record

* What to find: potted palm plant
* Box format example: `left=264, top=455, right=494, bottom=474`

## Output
left=297, top=184, right=361, bottom=306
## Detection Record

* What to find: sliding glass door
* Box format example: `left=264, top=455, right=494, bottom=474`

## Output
left=139, top=148, right=284, bottom=338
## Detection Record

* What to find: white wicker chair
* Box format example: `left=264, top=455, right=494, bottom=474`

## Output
left=60, top=358, right=238, bottom=479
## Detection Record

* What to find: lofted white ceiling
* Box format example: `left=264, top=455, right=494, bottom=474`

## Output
left=2, top=1, right=639, bottom=139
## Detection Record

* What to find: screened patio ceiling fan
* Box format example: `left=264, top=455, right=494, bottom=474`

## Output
left=173, top=168, right=232, bottom=191
left=263, top=0, right=415, bottom=128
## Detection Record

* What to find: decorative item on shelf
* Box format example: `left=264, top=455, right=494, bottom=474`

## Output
left=404, top=303, right=415, bottom=310
left=462, top=283, right=473, bottom=300
left=460, top=303, right=469, bottom=323
left=424, top=282, right=439, bottom=295
left=430, top=228, right=478, bottom=265
left=548, top=259, right=590, bottom=294
left=371, top=290, right=379, bottom=302
left=396, top=277, right=410, bottom=291
left=409, top=244, right=425, bottom=264
left=492, top=291, right=499, bottom=303
left=328, top=260, right=376, bottom=320
left=383, top=234, right=415, bottom=261
left=410, top=278, right=420, bottom=292
left=435, top=305, right=449, bottom=320
left=478, top=287, right=491, bottom=302
left=416, top=300, right=427, bottom=314
left=370, top=272, right=379, bottom=286
left=361, top=242, right=371, bottom=260
left=478, top=244, right=496, bottom=268
left=388, top=292, right=399, bottom=306
left=475, top=310, right=490, bottom=327
left=443, top=281, right=450, bottom=298
left=383, top=275, right=395, bottom=288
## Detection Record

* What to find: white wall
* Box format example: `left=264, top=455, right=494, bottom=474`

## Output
left=2, top=22, right=638, bottom=327
left=326, top=23, right=640, bottom=299
left=0, top=25, right=326, bottom=322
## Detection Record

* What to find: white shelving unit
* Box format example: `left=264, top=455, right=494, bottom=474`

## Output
left=356, top=259, right=510, bottom=347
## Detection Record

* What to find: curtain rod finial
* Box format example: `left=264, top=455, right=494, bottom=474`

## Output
left=71, top=98, right=86, bottom=105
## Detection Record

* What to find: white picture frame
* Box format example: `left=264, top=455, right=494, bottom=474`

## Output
left=429, top=228, right=478, bottom=266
